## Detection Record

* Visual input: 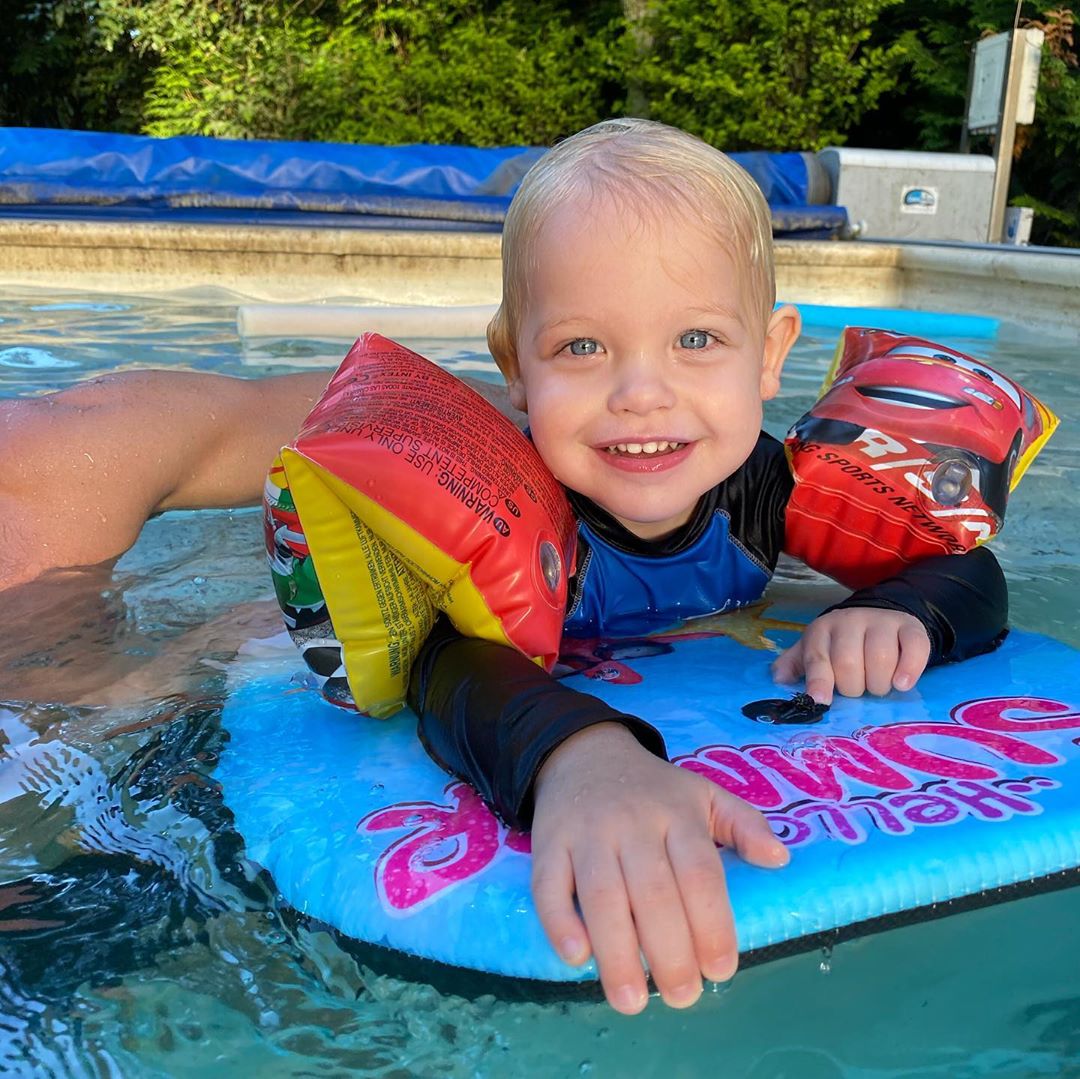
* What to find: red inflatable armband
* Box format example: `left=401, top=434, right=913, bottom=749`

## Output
left=275, top=334, right=577, bottom=715
left=784, top=327, right=1058, bottom=590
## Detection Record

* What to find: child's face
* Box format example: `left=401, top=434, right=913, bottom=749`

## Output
left=506, top=196, right=800, bottom=540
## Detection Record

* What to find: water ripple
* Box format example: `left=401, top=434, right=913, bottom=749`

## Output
left=0, top=346, right=79, bottom=369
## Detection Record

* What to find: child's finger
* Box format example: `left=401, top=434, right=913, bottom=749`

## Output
left=772, top=635, right=836, bottom=703
left=666, top=826, right=738, bottom=984
left=863, top=622, right=901, bottom=697
left=620, top=842, right=703, bottom=1008
left=892, top=620, right=932, bottom=691
left=710, top=788, right=790, bottom=869
left=572, top=849, right=650, bottom=1015
left=794, top=625, right=838, bottom=704
left=770, top=639, right=803, bottom=684
left=531, top=845, right=591, bottom=967
left=824, top=617, right=868, bottom=698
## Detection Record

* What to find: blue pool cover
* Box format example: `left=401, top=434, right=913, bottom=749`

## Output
left=0, top=128, right=847, bottom=237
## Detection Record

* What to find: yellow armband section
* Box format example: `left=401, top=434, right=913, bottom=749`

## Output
left=265, top=334, right=577, bottom=717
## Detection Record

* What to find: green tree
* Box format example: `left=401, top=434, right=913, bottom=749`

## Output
left=0, top=0, right=148, bottom=129
left=1001, top=8, right=1080, bottom=246
left=631, top=0, right=908, bottom=151
left=89, top=0, right=626, bottom=145
left=295, top=0, right=626, bottom=146
left=92, top=0, right=327, bottom=139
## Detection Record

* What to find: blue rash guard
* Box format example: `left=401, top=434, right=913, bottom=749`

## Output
left=410, top=431, right=1009, bottom=829
left=563, top=512, right=771, bottom=638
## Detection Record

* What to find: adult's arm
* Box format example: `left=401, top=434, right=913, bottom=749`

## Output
left=0, top=370, right=331, bottom=590
left=1, top=369, right=519, bottom=591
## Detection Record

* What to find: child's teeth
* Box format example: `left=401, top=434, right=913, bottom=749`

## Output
left=608, top=441, right=682, bottom=455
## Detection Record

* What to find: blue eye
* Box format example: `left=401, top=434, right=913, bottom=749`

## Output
left=568, top=339, right=599, bottom=356
left=679, top=330, right=711, bottom=349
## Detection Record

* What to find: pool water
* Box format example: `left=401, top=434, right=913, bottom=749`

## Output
left=1, top=287, right=1078, bottom=1078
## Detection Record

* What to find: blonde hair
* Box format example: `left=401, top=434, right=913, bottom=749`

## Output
left=487, top=118, right=776, bottom=376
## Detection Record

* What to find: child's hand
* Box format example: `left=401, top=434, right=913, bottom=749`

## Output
left=530, top=722, right=789, bottom=1015
left=771, top=608, right=931, bottom=705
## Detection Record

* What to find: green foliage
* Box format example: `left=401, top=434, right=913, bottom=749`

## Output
left=1011, top=10, right=1080, bottom=245
left=859, top=0, right=1019, bottom=151
left=631, top=0, right=908, bottom=151
left=293, top=1, right=627, bottom=146
left=6, top=0, right=1080, bottom=246
left=0, top=0, right=149, bottom=129
left=86, top=0, right=625, bottom=145
left=91, top=0, right=327, bottom=139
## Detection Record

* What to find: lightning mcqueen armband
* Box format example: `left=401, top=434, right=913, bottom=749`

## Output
left=784, top=326, right=1058, bottom=590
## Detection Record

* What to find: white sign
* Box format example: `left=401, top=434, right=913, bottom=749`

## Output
left=968, top=32, right=1010, bottom=132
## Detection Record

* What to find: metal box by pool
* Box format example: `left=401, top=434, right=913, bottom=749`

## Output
left=818, top=148, right=996, bottom=242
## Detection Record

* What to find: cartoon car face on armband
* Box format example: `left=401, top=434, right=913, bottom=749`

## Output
left=791, top=328, right=1054, bottom=521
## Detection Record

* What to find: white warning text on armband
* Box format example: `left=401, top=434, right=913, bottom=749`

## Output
left=437, top=470, right=511, bottom=537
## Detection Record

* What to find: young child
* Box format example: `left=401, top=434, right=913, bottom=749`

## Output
left=2, top=117, right=1005, bottom=1016
left=404, top=119, right=1007, bottom=1015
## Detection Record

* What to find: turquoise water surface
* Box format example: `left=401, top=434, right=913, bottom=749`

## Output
left=1, top=287, right=1078, bottom=1078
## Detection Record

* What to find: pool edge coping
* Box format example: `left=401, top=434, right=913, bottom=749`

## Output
left=1, top=219, right=1077, bottom=340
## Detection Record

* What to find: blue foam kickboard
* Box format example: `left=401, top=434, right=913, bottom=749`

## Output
left=219, top=605, right=1080, bottom=982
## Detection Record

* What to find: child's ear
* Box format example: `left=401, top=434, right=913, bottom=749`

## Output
left=760, top=303, right=801, bottom=401
left=505, top=370, right=528, bottom=412
left=487, top=311, right=528, bottom=411
left=494, top=353, right=528, bottom=412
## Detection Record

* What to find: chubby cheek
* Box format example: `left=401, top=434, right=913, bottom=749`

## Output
left=527, top=420, right=577, bottom=487
left=717, top=378, right=765, bottom=433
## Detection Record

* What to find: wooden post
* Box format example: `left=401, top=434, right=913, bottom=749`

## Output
left=986, top=31, right=1027, bottom=243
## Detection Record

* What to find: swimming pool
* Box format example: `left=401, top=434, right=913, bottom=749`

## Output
left=2, top=287, right=1078, bottom=1077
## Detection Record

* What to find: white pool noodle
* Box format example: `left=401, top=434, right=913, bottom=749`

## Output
left=237, top=303, right=499, bottom=341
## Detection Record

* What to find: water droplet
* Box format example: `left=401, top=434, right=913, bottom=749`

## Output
left=818, top=944, right=833, bottom=974
left=193, top=576, right=207, bottom=585
left=579, top=1062, right=593, bottom=1075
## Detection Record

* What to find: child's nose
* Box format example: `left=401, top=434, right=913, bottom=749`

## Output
left=606, top=353, right=677, bottom=415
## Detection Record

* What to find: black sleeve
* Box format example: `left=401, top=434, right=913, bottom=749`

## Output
left=759, top=428, right=1010, bottom=665
left=826, top=545, right=1009, bottom=664
left=407, top=618, right=667, bottom=830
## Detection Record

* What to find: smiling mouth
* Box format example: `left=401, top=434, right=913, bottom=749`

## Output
left=604, top=440, right=687, bottom=457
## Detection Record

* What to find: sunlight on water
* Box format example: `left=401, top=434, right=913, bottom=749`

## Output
left=1, top=288, right=1077, bottom=1077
